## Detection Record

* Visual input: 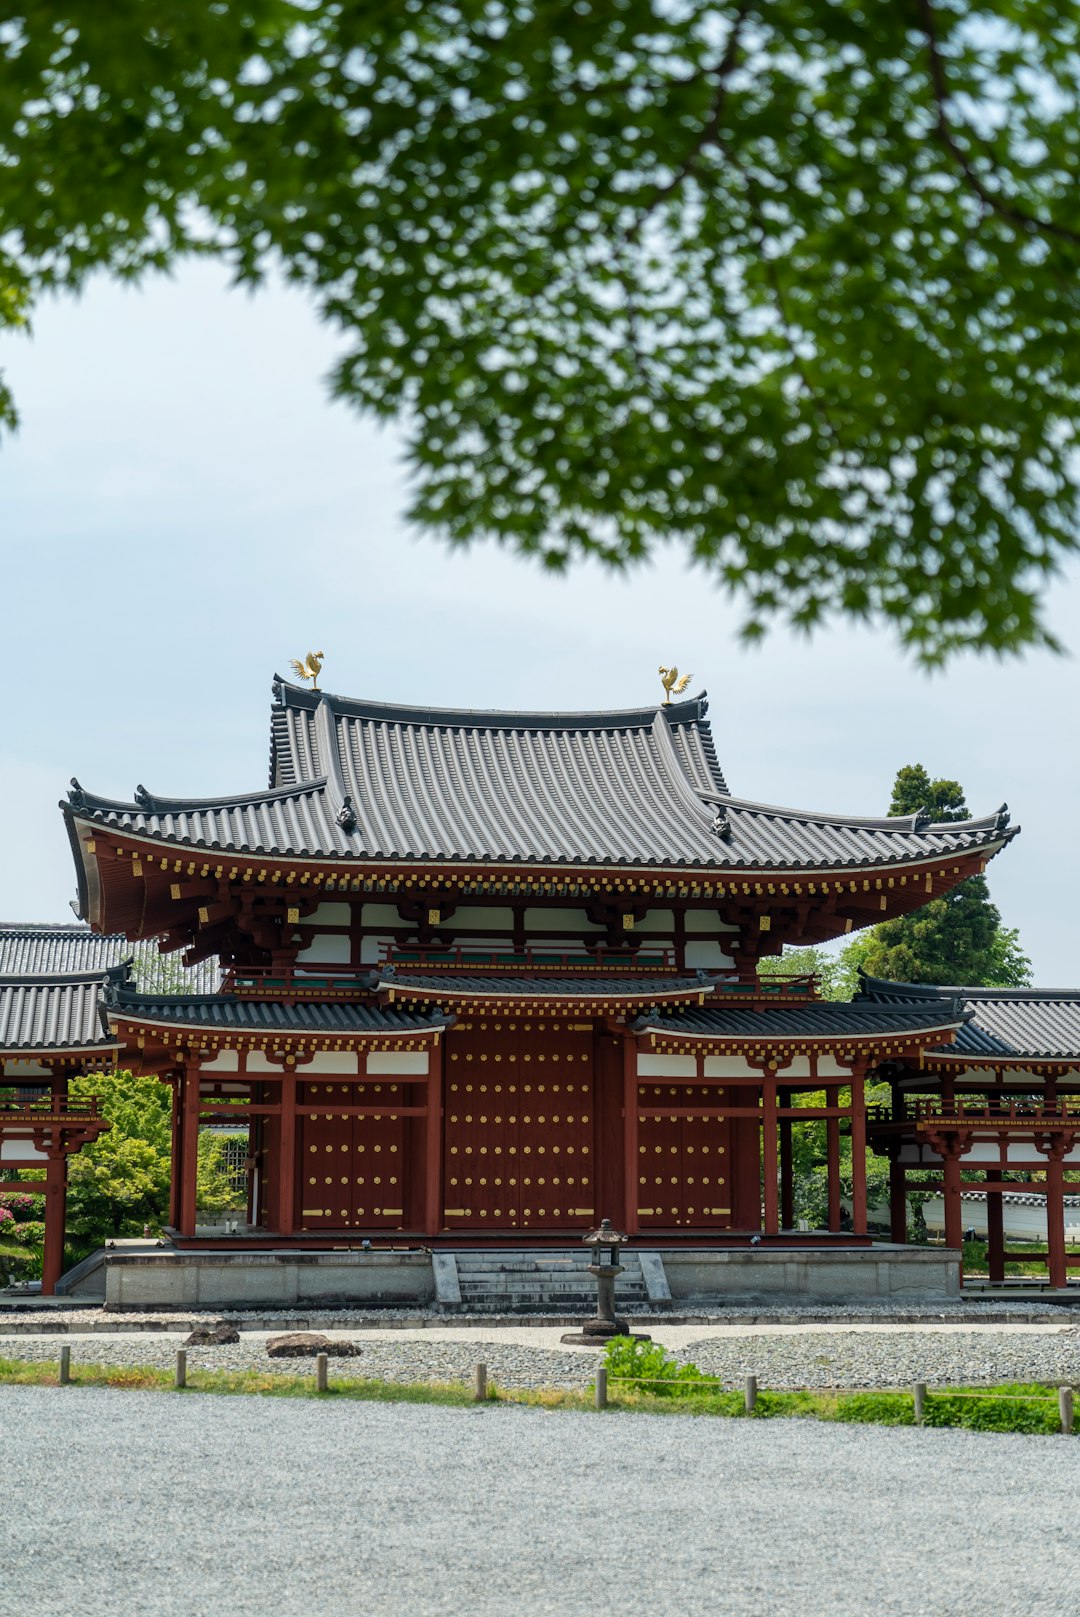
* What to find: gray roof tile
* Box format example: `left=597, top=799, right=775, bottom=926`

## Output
left=858, top=976, right=1080, bottom=1060
left=0, top=970, right=118, bottom=1054
left=379, top=971, right=714, bottom=1001
left=64, top=679, right=1017, bottom=874
left=0, top=924, right=219, bottom=994
left=104, top=981, right=449, bottom=1038
left=636, top=1000, right=970, bottom=1041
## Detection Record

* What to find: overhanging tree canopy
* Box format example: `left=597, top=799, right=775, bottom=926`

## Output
left=3, top=2, right=1080, bottom=660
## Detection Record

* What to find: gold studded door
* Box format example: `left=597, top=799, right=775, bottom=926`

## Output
left=297, top=1080, right=408, bottom=1231
left=636, top=1082, right=732, bottom=1229
left=443, top=1014, right=597, bottom=1230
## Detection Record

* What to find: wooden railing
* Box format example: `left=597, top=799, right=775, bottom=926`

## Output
left=0, top=1094, right=102, bottom=1123
left=868, top=1099, right=1080, bottom=1128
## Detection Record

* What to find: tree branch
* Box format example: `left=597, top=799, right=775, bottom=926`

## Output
left=917, top=0, right=1080, bottom=246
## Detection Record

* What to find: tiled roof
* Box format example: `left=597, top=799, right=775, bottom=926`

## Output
left=63, top=678, right=1018, bottom=876
left=103, top=982, right=450, bottom=1038
left=378, top=971, right=714, bottom=1002
left=858, top=976, right=1080, bottom=1061
left=636, top=999, right=970, bottom=1042
left=0, top=970, right=118, bottom=1054
left=0, top=923, right=219, bottom=994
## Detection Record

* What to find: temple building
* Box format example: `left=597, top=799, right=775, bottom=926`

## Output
left=4, top=673, right=1076, bottom=1302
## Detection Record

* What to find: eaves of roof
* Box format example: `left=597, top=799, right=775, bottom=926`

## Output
left=377, top=971, right=715, bottom=1003
left=104, top=990, right=451, bottom=1039
left=857, top=974, right=1080, bottom=1062
left=634, top=1000, right=971, bottom=1043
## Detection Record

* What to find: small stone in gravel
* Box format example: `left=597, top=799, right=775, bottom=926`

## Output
left=183, top=1322, right=241, bottom=1346
left=266, top=1332, right=361, bottom=1359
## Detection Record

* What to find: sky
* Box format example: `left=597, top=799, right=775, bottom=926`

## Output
left=1, top=262, right=1078, bottom=981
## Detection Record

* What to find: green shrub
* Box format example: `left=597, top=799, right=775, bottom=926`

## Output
left=603, top=1335, right=706, bottom=1395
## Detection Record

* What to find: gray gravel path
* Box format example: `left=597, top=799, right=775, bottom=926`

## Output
left=2, top=1324, right=1079, bottom=1389
left=1, top=1386, right=1077, bottom=1617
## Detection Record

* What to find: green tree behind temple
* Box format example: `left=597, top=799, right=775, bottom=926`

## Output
left=857, top=765, right=1031, bottom=988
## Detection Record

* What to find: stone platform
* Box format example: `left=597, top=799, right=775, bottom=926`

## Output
left=56, top=1241, right=961, bottom=1311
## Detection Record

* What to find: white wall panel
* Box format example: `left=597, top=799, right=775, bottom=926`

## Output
left=637, top=1053, right=696, bottom=1077
left=366, top=1051, right=430, bottom=1075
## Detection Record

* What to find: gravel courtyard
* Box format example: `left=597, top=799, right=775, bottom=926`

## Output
left=2, top=1318, right=1079, bottom=1390
left=1, top=1386, right=1078, bottom=1617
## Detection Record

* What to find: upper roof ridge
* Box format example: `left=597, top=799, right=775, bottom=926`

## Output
left=857, top=972, right=1080, bottom=1003
left=271, top=673, right=710, bottom=731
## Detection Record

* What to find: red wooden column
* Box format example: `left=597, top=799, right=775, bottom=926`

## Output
left=825, top=1085, right=842, bottom=1232
left=986, top=1178, right=1005, bottom=1283
left=778, top=1087, right=794, bottom=1231
left=621, top=1035, right=639, bottom=1236
left=41, top=1151, right=68, bottom=1297
left=276, top=1067, right=298, bottom=1236
left=889, top=1156, right=907, bottom=1244
left=179, top=1065, right=201, bottom=1238
left=168, top=1074, right=182, bottom=1230
left=1044, top=1146, right=1068, bottom=1289
left=424, top=1039, right=444, bottom=1235
left=849, top=1062, right=868, bottom=1237
left=761, top=1072, right=779, bottom=1236
left=941, top=1144, right=964, bottom=1254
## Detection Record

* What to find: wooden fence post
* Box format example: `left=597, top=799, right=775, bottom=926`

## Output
left=744, top=1374, right=757, bottom=1414
left=595, top=1367, right=608, bottom=1411
left=59, top=1346, right=71, bottom=1386
left=316, top=1353, right=328, bottom=1394
left=474, top=1362, right=488, bottom=1402
left=1059, top=1386, right=1074, bottom=1435
left=175, top=1350, right=187, bottom=1390
left=913, top=1382, right=926, bottom=1426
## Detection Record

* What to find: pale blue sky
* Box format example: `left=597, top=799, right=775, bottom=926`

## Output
left=1, top=262, right=1077, bottom=980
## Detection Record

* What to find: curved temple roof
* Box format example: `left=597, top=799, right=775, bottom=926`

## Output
left=62, top=678, right=1018, bottom=879
left=636, top=999, right=971, bottom=1045
left=0, top=969, right=119, bottom=1055
left=0, top=923, right=219, bottom=994
left=857, top=975, right=1080, bottom=1062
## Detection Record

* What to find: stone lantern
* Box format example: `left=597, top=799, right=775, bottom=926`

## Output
left=561, top=1218, right=650, bottom=1347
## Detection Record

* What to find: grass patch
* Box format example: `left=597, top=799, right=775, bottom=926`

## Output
left=0, top=1358, right=1072, bottom=1434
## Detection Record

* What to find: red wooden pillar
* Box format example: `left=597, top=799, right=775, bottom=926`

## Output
left=168, top=1075, right=182, bottom=1230
left=849, top=1063, right=867, bottom=1237
left=778, top=1087, right=794, bottom=1230
left=889, top=1156, right=907, bottom=1244
left=986, top=1178, right=1005, bottom=1283
left=424, top=1039, right=444, bottom=1235
left=179, top=1066, right=201, bottom=1238
left=40, top=1152, right=68, bottom=1297
left=762, top=1075, right=779, bottom=1236
left=277, top=1069, right=297, bottom=1236
left=825, top=1085, right=842, bottom=1233
left=1045, top=1149, right=1067, bottom=1289
left=622, top=1036, right=639, bottom=1236
left=941, top=1146, right=963, bottom=1254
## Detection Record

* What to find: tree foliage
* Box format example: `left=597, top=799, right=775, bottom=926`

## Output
left=858, top=763, right=1032, bottom=986
left=4, top=3, right=1080, bottom=660
left=67, top=1071, right=240, bottom=1248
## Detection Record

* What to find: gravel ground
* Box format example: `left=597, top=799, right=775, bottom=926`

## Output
left=1, top=1386, right=1078, bottom=1617
left=2, top=1323, right=1079, bottom=1389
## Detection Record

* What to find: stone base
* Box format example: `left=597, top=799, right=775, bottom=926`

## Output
left=560, top=1331, right=652, bottom=1348
left=76, top=1241, right=960, bottom=1311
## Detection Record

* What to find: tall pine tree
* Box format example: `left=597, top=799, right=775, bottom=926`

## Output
left=858, top=765, right=1031, bottom=988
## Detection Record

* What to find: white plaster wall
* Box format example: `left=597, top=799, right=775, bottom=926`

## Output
left=685, top=941, right=736, bottom=968
left=704, top=1055, right=759, bottom=1078
left=816, top=1055, right=852, bottom=1078
left=307, top=902, right=352, bottom=926
left=524, top=908, right=605, bottom=932
left=245, top=1053, right=281, bottom=1073
left=360, top=934, right=395, bottom=964
left=637, top=1053, right=696, bottom=1077
left=366, top=1051, right=430, bottom=1075
left=200, top=1049, right=239, bottom=1073
left=685, top=909, right=739, bottom=934
left=304, top=1052, right=359, bottom=1075
left=363, top=904, right=403, bottom=926
left=2, top=1059, right=51, bottom=1079
left=775, top=1056, right=812, bottom=1078
left=0, top=1140, right=46, bottom=1161
left=636, top=909, right=675, bottom=933
left=298, top=933, right=351, bottom=964
left=451, top=906, right=514, bottom=929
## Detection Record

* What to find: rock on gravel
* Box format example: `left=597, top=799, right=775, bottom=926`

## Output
left=265, top=1332, right=361, bottom=1359
left=183, top=1322, right=241, bottom=1347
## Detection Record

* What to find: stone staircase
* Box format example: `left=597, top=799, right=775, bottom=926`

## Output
left=446, top=1249, right=656, bottom=1313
